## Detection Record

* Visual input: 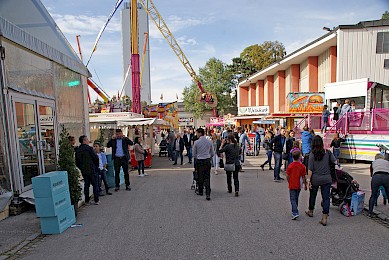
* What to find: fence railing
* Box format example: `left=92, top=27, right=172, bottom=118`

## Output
left=293, top=115, right=308, bottom=139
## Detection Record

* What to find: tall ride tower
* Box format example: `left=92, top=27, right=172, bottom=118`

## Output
left=121, top=1, right=151, bottom=106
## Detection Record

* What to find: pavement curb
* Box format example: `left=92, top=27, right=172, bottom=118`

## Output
left=0, top=232, right=41, bottom=259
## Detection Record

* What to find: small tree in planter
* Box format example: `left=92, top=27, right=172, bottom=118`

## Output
left=97, top=126, right=105, bottom=148
left=57, top=125, right=81, bottom=207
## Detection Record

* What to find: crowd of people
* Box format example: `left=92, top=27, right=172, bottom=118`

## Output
left=70, top=129, right=149, bottom=206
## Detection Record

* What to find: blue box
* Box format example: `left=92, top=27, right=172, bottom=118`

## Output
left=32, top=171, right=68, bottom=198
left=40, top=206, right=76, bottom=234
left=350, top=191, right=365, bottom=216
left=106, top=154, right=124, bottom=187
left=35, top=190, right=71, bottom=217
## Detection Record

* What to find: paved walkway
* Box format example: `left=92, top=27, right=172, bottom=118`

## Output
left=1, top=152, right=389, bottom=259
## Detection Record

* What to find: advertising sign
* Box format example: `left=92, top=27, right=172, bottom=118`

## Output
left=238, top=106, right=270, bottom=116
left=223, top=113, right=237, bottom=125
left=288, top=92, right=325, bottom=113
left=178, top=117, right=194, bottom=123
left=209, top=117, right=224, bottom=125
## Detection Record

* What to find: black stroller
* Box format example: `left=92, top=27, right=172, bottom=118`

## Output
left=331, top=169, right=359, bottom=215
left=159, top=139, right=168, bottom=157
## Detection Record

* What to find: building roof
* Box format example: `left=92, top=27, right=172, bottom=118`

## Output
left=0, top=0, right=90, bottom=77
left=239, top=18, right=389, bottom=87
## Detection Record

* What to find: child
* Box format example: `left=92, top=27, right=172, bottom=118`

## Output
left=289, top=141, right=303, bottom=164
left=286, top=150, right=307, bottom=220
left=93, top=141, right=112, bottom=196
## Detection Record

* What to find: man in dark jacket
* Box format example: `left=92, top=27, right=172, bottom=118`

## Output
left=76, top=135, right=100, bottom=205
left=183, top=129, right=194, bottom=164
left=173, top=133, right=185, bottom=165
left=270, top=127, right=286, bottom=182
left=107, top=129, right=134, bottom=191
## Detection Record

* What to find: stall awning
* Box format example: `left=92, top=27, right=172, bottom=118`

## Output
left=253, top=120, right=276, bottom=124
left=117, top=118, right=170, bottom=127
left=233, top=115, right=263, bottom=120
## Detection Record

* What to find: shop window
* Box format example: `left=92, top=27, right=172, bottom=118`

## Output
left=376, top=32, right=389, bottom=54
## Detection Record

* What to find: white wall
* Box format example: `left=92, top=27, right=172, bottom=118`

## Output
left=318, top=49, right=330, bottom=92
left=264, top=78, right=269, bottom=105
left=274, top=73, right=279, bottom=113
left=338, top=27, right=389, bottom=86
left=299, top=60, right=309, bottom=92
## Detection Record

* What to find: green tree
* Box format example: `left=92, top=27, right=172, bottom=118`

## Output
left=57, top=125, right=81, bottom=206
left=183, top=58, right=235, bottom=117
left=97, top=126, right=105, bottom=148
left=240, top=41, right=286, bottom=72
left=383, top=11, right=389, bottom=19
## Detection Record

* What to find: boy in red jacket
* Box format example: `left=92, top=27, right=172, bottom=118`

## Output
left=286, top=150, right=307, bottom=220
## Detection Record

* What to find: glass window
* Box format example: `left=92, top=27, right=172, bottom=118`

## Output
left=3, top=40, right=54, bottom=96
left=376, top=32, right=389, bottom=54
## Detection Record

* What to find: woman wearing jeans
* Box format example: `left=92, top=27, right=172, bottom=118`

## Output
left=260, top=132, right=273, bottom=171
left=134, top=137, right=148, bottom=177
left=219, top=135, right=240, bottom=197
left=305, top=135, right=337, bottom=226
left=330, top=133, right=345, bottom=165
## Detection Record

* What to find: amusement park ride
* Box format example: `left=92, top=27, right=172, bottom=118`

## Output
left=84, top=0, right=217, bottom=113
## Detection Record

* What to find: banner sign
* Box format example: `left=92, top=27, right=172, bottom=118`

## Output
left=223, top=113, right=237, bottom=125
left=178, top=117, right=194, bottom=123
left=238, top=106, right=270, bottom=115
left=209, top=117, right=224, bottom=125
left=288, top=92, right=325, bottom=113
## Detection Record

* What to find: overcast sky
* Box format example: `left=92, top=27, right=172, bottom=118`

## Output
left=41, top=0, right=388, bottom=103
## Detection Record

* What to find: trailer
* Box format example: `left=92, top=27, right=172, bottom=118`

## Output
left=323, top=78, right=389, bottom=161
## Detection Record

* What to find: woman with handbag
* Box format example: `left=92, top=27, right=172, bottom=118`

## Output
left=219, top=135, right=241, bottom=196
left=134, top=137, right=148, bottom=177
left=305, top=135, right=337, bottom=226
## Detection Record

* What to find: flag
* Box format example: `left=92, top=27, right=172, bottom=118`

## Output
left=86, top=0, right=124, bottom=66
left=160, top=93, right=163, bottom=100
left=176, top=93, right=179, bottom=100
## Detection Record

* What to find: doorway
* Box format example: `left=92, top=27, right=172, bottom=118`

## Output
left=11, top=93, right=57, bottom=192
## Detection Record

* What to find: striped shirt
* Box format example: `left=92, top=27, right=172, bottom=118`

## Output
left=193, top=136, right=214, bottom=160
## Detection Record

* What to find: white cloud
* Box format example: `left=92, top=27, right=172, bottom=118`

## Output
left=51, top=14, right=121, bottom=35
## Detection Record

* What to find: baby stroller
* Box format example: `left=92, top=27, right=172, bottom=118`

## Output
left=331, top=169, right=359, bottom=215
left=191, top=170, right=198, bottom=192
left=159, top=139, right=168, bottom=157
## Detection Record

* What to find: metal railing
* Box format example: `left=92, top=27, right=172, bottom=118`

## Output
left=293, top=115, right=308, bottom=139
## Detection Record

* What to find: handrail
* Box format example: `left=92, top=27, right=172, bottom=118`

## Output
left=323, top=112, right=348, bottom=138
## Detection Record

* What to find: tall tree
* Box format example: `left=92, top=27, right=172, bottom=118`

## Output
left=383, top=11, right=389, bottom=19
left=183, top=58, right=234, bottom=117
left=240, top=41, right=286, bottom=72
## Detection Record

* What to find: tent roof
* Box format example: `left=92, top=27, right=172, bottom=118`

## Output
left=0, top=0, right=90, bottom=77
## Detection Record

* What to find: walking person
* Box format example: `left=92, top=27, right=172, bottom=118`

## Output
left=93, top=141, right=112, bottom=196
left=286, top=150, right=307, bottom=219
left=368, top=153, right=389, bottom=217
left=107, top=129, right=133, bottom=191
left=283, top=130, right=294, bottom=171
left=76, top=135, right=100, bottom=205
left=193, top=128, right=214, bottom=201
left=330, top=133, right=346, bottom=166
left=173, top=133, right=184, bottom=165
left=301, top=126, right=313, bottom=174
left=219, top=135, right=240, bottom=196
left=305, top=135, right=337, bottom=226
left=260, top=132, right=274, bottom=171
left=321, top=105, right=331, bottom=133
left=183, top=129, right=194, bottom=164
left=134, top=137, right=148, bottom=177
left=270, top=127, right=287, bottom=182
left=211, top=133, right=221, bottom=175
left=238, top=127, right=251, bottom=165
left=333, top=102, right=340, bottom=122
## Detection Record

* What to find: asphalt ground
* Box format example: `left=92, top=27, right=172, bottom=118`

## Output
left=3, top=152, right=389, bottom=259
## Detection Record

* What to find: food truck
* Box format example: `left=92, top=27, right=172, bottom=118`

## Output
left=323, top=78, right=389, bottom=161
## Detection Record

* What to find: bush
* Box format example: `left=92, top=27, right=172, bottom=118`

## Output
left=57, top=125, right=81, bottom=205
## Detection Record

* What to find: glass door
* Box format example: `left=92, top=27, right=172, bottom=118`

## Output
left=12, top=95, right=57, bottom=192
left=13, top=100, right=40, bottom=191
left=37, top=103, right=57, bottom=173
